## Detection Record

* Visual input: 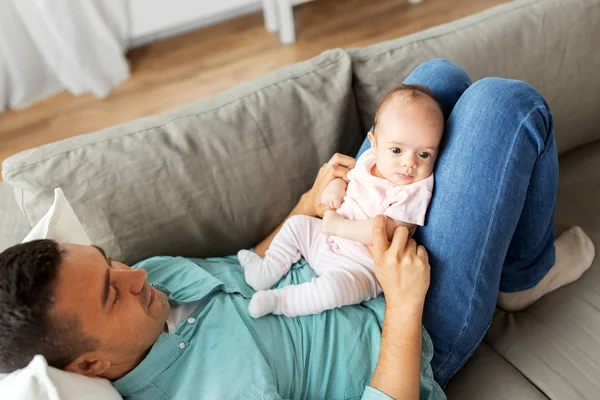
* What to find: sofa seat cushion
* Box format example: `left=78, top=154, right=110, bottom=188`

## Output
left=349, top=0, right=600, bottom=156
left=1, top=49, right=364, bottom=264
left=445, top=342, right=547, bottom=400
left=485, top=140, right=600, bottom=399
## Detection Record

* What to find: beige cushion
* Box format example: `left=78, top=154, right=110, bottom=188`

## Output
left=485, top=141, right=600, bottom=400
left=1, top=49, right=364, bottom=264
left=445, top=342, right=547, bottom=400
left=349, top=0, right=600, bottom=156
left=0, top=183, right=30, bottom=252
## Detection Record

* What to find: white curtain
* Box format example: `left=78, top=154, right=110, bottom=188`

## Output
left=0, top=0, right=130, bottom=113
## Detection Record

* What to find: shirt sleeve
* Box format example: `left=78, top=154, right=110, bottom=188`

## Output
left=361, top=386, right=393, bottom=400
left=384, top=185, right=433, bottom=226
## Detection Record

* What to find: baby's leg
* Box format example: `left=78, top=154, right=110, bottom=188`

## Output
left=248, top=268, right=380, bottom=318
left=238, top=215, right=323, bottom=291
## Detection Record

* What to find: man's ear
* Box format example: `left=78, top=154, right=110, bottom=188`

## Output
left=65, top=355, right=111, bottom=377
left=368, top=131, right=377, bottom=149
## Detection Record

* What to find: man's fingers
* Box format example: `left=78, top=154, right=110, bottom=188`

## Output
left=372, top=215, right=389, bottom=260
left=328, top=153, right=356, bottom=169
left=405, top=237, right=417, bottom=255
left=417, top=245, right=429, bottom=263
left=330, top=164, right=351, bottom=182
left=390, top=226, right=410, bottom=254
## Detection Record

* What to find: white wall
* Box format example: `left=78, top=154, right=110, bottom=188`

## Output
left=128, top=0, right=259, bottom=46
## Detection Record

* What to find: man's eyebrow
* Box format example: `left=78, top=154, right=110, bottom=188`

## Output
left=92, top=245, right=107, bottom=259
left=91, top=245, right=111, bottom=308
left=101, top=269, right=110, bottom=308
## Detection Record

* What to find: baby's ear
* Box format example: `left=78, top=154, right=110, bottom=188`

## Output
left=368, top=131, right=377, bottom=149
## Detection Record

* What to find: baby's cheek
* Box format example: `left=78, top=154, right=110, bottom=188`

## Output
left=380, top=154, right=394, bottom=169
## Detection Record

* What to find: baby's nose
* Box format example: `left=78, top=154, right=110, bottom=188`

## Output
left=402, top=155, right=418, bottom=168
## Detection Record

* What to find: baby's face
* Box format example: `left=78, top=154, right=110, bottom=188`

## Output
left=369, top=96, right=443, bottom=185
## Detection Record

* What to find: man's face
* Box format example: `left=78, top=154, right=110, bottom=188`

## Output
left=53, top=244, right=170, bottom=378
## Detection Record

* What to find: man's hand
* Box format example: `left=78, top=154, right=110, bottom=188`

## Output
left=301, top=153, right=355, bottom=218
left=368, top=215, right=428, bottom=400
left=370, top=215, right=430, bottom=310
left=320, top=178, right=347, bottom=210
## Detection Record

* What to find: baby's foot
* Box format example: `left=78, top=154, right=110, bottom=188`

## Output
left=498, top=226, right=595, bottom=312
left=237, top=250, right=284, bottom=291
left=248, top=290, right=282, bottom=318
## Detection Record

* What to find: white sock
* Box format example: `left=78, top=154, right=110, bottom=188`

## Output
left=248, top=290, right=282, bottom=318
left=497, top=226, right=595, bottom=312
left=237, top=250, right=284, bottom=291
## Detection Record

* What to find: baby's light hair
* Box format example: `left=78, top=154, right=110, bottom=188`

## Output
left=372, top=84, right=443, bottom=134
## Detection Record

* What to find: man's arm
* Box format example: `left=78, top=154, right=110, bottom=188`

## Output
left=367, top=305, right=424, bottom=400
left=365, top=216, right=431, bottom=400
left=322, top=212, right=416, bottom=245
left=254, top=154, right=356, bottom=257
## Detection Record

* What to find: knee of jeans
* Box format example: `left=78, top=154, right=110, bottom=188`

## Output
left=469, top=77, right=548, bottom=112
left=464, top=78, right=552, bottom=137
left=409, top=58, right=471, bottom=85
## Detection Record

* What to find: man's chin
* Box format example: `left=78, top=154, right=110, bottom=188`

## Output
left=148, top=290, right=171, bottom=327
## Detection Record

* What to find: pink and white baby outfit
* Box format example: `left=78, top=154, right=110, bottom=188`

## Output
left=243, top=149, right=433, bottom=317
left=338, top=148, right=433, bottom=226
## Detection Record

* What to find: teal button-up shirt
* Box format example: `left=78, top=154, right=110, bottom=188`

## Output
left=113, top=256, right=445, bottom=400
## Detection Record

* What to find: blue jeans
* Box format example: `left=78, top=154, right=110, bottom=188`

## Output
left=356, top=59, right=558, bottom=387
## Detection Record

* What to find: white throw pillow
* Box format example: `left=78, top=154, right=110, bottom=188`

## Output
left=21, top=188, right=91, bottom=245
left=0, top=188, right=122, bottom=400
left=0, top=356, right=119, bottom=400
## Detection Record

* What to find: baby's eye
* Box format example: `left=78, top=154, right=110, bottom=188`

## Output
left=418, top=152, right=431, bottom=159
left=391, top=148, right=402, bottom=154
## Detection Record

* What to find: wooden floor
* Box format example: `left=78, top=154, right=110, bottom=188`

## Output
left=0, top=0, right=507, bottom=177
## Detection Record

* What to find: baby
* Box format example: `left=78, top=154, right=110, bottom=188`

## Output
left=238, top=84, right=445, bottom=318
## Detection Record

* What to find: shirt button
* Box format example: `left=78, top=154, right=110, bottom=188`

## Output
left=179, top=343, right=185, bottom=349
left=187, top=318, right=196, bottom=324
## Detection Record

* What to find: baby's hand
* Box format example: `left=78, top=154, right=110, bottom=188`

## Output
left=320, top=178, right=347, bottom=210
left=322, top=210, right=345, bottom=236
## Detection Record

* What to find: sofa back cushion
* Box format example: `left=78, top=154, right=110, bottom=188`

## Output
left=2, top=49, right=364, bottom=264
left=0, top=182, right=30, bottom=252
left=349, top=0, right=600, bottom=155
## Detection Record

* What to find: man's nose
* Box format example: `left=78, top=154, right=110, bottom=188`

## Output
left=115, top=267, right=148, bottom=295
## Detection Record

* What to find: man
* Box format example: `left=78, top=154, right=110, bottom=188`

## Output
left=0, top=155, right=443, bottom=400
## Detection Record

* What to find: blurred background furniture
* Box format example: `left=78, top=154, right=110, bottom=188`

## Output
left=262, top=0, right=424, bottom=44
left=262, top=0, right=297, bottom=44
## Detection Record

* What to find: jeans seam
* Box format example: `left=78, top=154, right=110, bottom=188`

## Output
left=433, top=105, right=546, bottom=378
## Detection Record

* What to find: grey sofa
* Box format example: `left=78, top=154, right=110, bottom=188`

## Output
left=1, top=0, right=599, bottom=398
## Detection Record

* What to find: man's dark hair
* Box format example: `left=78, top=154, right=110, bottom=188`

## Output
left=0, top=239, right=98, bottom=372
